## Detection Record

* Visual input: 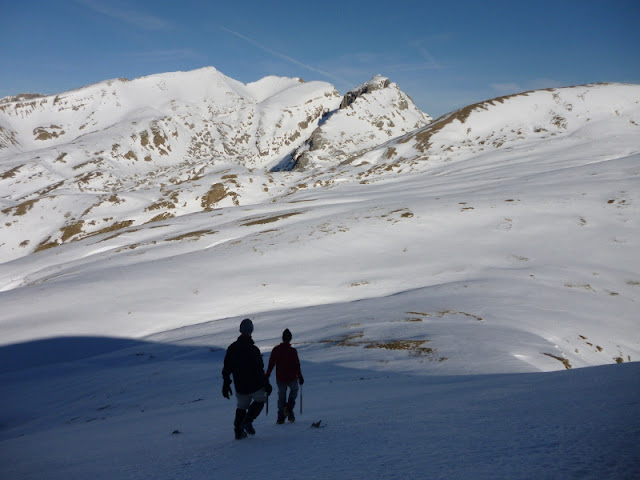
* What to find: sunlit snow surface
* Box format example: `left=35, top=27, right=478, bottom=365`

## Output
left=1, top=76, right=639, bottom=478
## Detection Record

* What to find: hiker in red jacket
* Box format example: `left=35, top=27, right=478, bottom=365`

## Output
left=266, top=328, right=304, bottom=424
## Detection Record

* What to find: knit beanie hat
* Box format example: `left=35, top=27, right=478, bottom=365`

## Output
left=282, top=328, right=292, bottom=343
left=239, top=318, right=254, bottom=335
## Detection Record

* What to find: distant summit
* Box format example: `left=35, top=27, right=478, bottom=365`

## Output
left=288, top=75, right=432, bottom=170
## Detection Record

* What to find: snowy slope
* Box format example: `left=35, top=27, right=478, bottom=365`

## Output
left=1, top=69, right=639, bottom=479
left=1, top=339, right=638, bottom=480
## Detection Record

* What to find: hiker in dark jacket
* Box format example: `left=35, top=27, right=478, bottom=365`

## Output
left=266, top=328, right=304, bottom=424
left=222, top=318, right=272, bottom=439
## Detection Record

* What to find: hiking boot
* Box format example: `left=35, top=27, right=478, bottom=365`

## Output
left=277, top=412, right=285, bottom=424
left=243, top=420, right=256, bottom=435
left=284, top=405, right=295, bottom=423
left=242, top=401, right=263, bottom=435
left=234, top=408, right=248, bottom=439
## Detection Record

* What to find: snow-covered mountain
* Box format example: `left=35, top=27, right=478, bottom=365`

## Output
left=0, top=68, right=430, bottom=262
left=1, top=68, right=640, bottom=479
left=1, top=69, right=639, bottom=371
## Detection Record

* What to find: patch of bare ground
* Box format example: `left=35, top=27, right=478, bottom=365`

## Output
left=435, top=310, right=483, bottom=322
left=365, top=340, right=439, bottom=358
left=543, top=353, right=572, bottom=369
left=564, top=283, right=596, bottom=292
left=146, top=212, right=175, bottom=223
left=146, top=200, right=176, bottom=212
left=60, top=221, right=85, bottom=242
left=201, top=183, right=226, bottom=211
left=577, top=335, right=604, bottom=353
left=39, top=220, right=138, bottom=247
left=166, top=229, right=217, bottom=242
left=88, top=221, right=136, bottom=241
left=33, top=125, right=65, bottom=141
left=241, top=211, right=303, bottom=226
left=1, top=165, right=23, bottom=179
left=318, top=333, right=445, bottom=361
left=551, top=115, right=568, bottom=129
left=2, top=198, right=40, bottom=216
left=318, top=332, right=365, bottom=347
left=34, top=181, right=65, bottom=197
left=385, top=208, right=414, bottom=221
left=34, top=218, right=102, bottom=252
left=34, top=237, right=58, bottom=253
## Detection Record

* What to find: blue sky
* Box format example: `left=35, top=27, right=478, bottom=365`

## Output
left=1, top=0, right=639, bottom=117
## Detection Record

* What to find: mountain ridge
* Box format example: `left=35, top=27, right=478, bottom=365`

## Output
left=1, top=69, right=639, bottom=376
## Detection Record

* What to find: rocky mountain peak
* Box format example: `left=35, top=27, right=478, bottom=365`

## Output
left=288, top=75, right=432, bottom=170
left=340, top=75, right=391, bottom=109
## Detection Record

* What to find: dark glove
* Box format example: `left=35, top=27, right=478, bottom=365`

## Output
left=222, top=380, right=232, bottom=399
left=299, top=376, right=304, bottom=386
left=265, top=382, right=273, bottom=396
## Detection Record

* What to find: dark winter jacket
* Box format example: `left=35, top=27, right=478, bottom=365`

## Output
left=222, top=335, right=267, bottom=395
left=266, top=342, right=303, bottom=384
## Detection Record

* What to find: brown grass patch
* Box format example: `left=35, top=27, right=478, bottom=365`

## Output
left=2, top=198, right=40, bottom=216
left=564, top=283, right=595, bottom=292
left=543, top=353, right=572, bottom=369
left=319, top=334, right=442, bottom=360
left=146, top=200, right=176, bottom=211
left=436, top=310, right=483, bottom=322
left=365, top=340, right=436, bottom=357
left=33, top=125, right=65, bottom=141
left=89, top=221, right=135, bottom=240
left=166, top=229, right=217, bottom=242
left=146, top=212, right=174, bottom=223
left=241, top=211, right=302, bottom=226
left=34, top=237, right=59, bottom=252
left=60, top=221, right=85, bottom=242
left=318, top=332, right=365, bottom=347
left=1, top=165, right=23, bottom=179
left=201, top=183, right=226, bottom=211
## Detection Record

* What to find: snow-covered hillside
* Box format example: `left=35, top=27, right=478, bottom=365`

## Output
left=1, top=71, right=639, bottom=370
left=0, top=68, right=431, bottom=262
left=1, top=69, right=639, bottom=479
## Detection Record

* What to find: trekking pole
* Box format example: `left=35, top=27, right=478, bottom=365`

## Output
left=300, top=384, right=303, bottom=415
left=266, top=391, right=269, bottom=415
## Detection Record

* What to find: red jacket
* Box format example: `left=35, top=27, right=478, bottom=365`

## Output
left=266, top=343, right=303, bottom=383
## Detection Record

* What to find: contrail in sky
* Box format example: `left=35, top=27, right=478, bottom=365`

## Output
left=220, top=26, right=350, bottom=87
left=76, top=0, right=173, bottom=31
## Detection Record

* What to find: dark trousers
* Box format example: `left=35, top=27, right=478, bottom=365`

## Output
left=277, top=380, right=299, bottom=413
